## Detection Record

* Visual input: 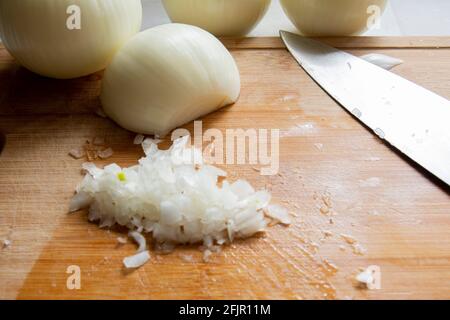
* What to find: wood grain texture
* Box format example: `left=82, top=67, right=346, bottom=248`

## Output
left=0, top=38, right=449, bottom=300
left=221, top=36, right=450, bottom=49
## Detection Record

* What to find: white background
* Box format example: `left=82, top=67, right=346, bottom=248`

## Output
left=141, top=0, right=450, bottom=36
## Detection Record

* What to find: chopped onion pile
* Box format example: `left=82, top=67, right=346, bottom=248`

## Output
left=356, top=267, right=379, bottom=290
left=133, top=134, right=145, bottom=145
left=128, top=231, right=147, bottom=253
left=98, top=148, right=114, bottom=160
left=2, top=239, right=11, bottom=248
left=356, top=269, right=374, bottom=286
left=70, top=136, right=287, bottom=250
left=116, top=236, right=127, bottom=245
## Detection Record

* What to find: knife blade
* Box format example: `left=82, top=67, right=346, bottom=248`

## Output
left=280, top=31, right=450, bottom=186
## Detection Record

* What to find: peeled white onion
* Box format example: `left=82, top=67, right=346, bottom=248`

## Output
left=100, top=23, right=241, bottom=136
left=162, top=0, right=271, bottom=37
left=0, top=0, right=142, bottom=79
left=280, top=0, right=387, bottom=36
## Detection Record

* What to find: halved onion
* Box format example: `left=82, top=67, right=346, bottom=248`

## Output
left=70, top=136, right=286, bottom=248
left=100, top=24, right=240, bottom=135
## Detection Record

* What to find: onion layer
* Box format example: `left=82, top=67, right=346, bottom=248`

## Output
left=70, top=136, right=275, bottom=246
left=0, top=0, right=142, bottom=79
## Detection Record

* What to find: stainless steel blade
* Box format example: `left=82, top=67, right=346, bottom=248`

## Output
left=281, top=31, right=450, bottom=186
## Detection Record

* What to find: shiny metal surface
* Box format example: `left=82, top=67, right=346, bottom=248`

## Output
left=281, top=31, right=450, bottom=186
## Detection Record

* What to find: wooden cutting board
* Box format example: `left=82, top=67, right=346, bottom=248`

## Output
left=0, top=37, right=449, bottom=300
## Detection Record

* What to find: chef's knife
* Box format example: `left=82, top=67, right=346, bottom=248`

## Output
left=280, top=31, right=450, bottom=186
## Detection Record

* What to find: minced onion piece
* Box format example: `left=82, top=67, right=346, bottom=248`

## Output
left=81, top=162, right=103, bottom=178
left=70, top=135, right=286, bottom=249
left=123, top=251, right=150, bottom=269
left=98, top=148, right=114, bottom=159
left=142, top=137, right=162, bottom=153
left=356, top=270, right=373, bottom=284
left=181, top=254, right=194, bottom=263
left=360, top=53, right=403, bottom=70
left=69, top=192, right=93, bottom=213
left=133, top=134, right=145, bottom=145
left=203, top=249, right=212, bottom=262
left=266, top=204, right=292, bottom=225
left=128, top=231, right=147, bottom=253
